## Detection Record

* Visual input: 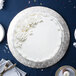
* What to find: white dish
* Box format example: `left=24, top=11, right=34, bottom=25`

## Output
left=7, top=6, right=70, bottom=68
left=0, top=24, right=5, bottom=42
left=55, top=66, right=76, bottom=76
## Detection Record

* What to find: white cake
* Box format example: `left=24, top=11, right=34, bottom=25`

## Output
left=13, top=12, right=63, bottom=62
left=7, top=6, right=70, bottom=68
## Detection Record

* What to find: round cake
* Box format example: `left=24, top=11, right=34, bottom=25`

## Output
left=7, top=6, right=70, bottom=68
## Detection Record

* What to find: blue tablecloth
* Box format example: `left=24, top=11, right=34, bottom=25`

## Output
left=0, top=0, right=76, bottom=76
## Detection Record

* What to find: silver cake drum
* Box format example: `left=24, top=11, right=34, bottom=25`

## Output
left=7, top=6, right=70, bottom=68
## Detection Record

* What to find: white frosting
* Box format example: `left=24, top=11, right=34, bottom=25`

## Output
left=13, top=12, right=63, bottom=62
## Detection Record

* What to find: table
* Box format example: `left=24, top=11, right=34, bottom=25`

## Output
left=0, top=0, right=76, bottom=76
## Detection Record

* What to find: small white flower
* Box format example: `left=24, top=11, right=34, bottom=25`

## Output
left=14, top=40, right=22, bottom=48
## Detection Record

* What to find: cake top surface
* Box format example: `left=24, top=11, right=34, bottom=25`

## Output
left=13, top=11, right=63, bottom=62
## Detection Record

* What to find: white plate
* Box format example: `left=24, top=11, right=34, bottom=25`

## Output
left=7, top=6, right=70, bottom=68
left=55, top=66, right=76, bottom=76
left=0, top=24, right=5, bottom=42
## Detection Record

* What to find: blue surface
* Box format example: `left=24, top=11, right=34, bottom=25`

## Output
left=0, top=0, right=76, bottom=76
